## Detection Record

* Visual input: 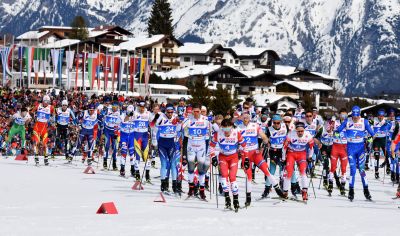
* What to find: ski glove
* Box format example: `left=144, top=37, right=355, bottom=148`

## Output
left=243, top=158, right=250, bottom=170
left=211, top=156, right=218, bottom=167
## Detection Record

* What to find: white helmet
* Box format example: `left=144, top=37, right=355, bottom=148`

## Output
left=61, top=100, right=68, bottom=106
left=43, top=95, right=51, bottom=103
left=127, top=105, right=134, bottom=113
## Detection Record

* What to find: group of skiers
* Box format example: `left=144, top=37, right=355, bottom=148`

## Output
left=2, top=92, right=400, bottom=212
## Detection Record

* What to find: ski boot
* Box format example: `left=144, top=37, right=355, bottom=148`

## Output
left=193, top=183, right=199, bottom=197
left=177, top=180, right=183, bottom=193
left=34, top=156, right=39, bottom=165
left=161, top=179, right=166, bottom=192
left=327, top=180, right=333, bottom=195
left=103, top=159, right=108, bottom=169
left=233, top=194, right=239, bottom=212
left=348, top=187, right=354, bottom=201
left=134, top=170, right=141, bottom=181
left=205, top=175, right=210, bottom=191
left=323, top=178, right=328, bottom=189
left=282, top=191, right=289, bottom=199
left=218, top=183, right=223, bottom=195
left=145, top=170, right=151, bottom=184
left=386, top=164, right=390, bottom=174
left=363, top=187, right=372, bottom=200
left=172, top=180, right=179, bottom=195
left=151, top=160, right=156, bottom=168
left=87, top=158, right=93, bottom=166
left=224, top=192, right=232, bottom=209
left=334, top=172, right=341, bottom=188
left=130, top=165, right=135, bottom=177
left=188, top=183, right=195, bottom=197
left=396, top=174, right=400, bottom=184
left=339, top=183, right=346, bottom=196
left=165, top=178, right=170, bottom=192
left=44, top=156, right=49, bottom=166
left=375, top=171, right=379, bottom=179
left=199, top=186, right=206, bottom=200
left=391, top=172, right=395, bottom=182
left=274, top=184, right=285, bottom=198
left=301, top=188, right=308, bottom=201
left=120, top=165, right=125, bottom=177
left=245, top=192, right=251, bottom=207
left=261, top=185, right=271, bottom=198
left=112, top=160, right=118, bottom=171
left=396, top=186, right=400, bottom=198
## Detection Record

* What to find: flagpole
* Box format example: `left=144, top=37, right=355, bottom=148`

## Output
left=105, top=47, right=108, bottom=92
left=98, top=44, right=100, bottom=90
left=11, top=36, right=14, bottom=85
left=83, top=43, right=86, bottom=91
left=126, top=50, right=129, bottom=94
left=75, top=42, right=79, bottom=91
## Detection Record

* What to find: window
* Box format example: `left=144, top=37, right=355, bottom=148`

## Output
left=230, top=59, right=233, bottom=64
left=154, top=48, right=157, bottom=64
left=235, top=60, right=239, bottom=64
left=241, top=61, right=248, bottom=65
left=183, top=57, right=191, bottom=62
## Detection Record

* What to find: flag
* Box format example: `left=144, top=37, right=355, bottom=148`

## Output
left=33, top=48, right=41, bottom=84
left=103, top=54, right=111, bottom=91
left=0, top=47, right=11, bottom=86
left=117, top=57, right=125, bottom=92
left=112, top=56, right=120, bottom=92
left=40, top=48, right=50, bottom=84
left=50, top=49, right=60, bottom=88
left=144, top=58, right=151, bottom=95
left=65, top=50, right=75, bottom=90
left=129, top=57, right=138, bottom=92
left=58, top=49, right=64, bottom=87
left=18, top=47, right=24, bottom=87
left=24, top=47, right=34, bottom=86
left=87, top=53, right=98, bottom=89
left=139, top=57, right=146, bottom=85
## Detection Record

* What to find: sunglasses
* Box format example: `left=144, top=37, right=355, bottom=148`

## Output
left=193, top=110, right=200, bottom=113
left=166, top=111, right=174, bottom=114
left=306, top=115, right=313, bottom=117
left=273, top=122, right=281, bottom=125
left=243, top=107, right=250, bottom=109
left=284, top=121, right=291, bottom=123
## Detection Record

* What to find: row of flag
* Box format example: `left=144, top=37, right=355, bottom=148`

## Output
left=0, top=45, right=152, bottom=93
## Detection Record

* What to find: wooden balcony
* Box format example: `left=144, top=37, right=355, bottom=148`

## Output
left=162, top=43, right=175, bottom=48
left=255, top=64, right=272, bottom=69
left=211, top=52, right=223, bottom=58
left=194, top=61, right=210, bottom=65
left=163, top=61, right=180, bottom=67
left=161, top=52, right=179, bottom=57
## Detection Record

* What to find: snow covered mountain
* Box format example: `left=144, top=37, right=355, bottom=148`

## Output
left=1, top=0, right=399, bottom=96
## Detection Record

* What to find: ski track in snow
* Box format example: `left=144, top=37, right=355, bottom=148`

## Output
left=0, top=156, right=398, bottom=236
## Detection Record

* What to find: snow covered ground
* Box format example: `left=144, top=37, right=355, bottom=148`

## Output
left=0, top=156, right=399, bottom=236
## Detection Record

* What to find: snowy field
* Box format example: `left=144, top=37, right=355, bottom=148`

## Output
left=0, top=156, right=399, bottom=236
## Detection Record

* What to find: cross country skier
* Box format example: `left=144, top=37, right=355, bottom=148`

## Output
left=103, top=101, right=121, bottom=170
left=31, top=95, right=55, bottom=165
left=372, top=109, right=391, bottom=179
left=181, top=103, right=210, bottom=200
left=282, top=122, right=314, bottom=201
left=210, top=119, right=247, bottom=211
left=154, top=104, right=181, bottom=195
left=390, top=124, right=400, bottom=198
left=315, top=118, right=334, bottom=192
left=56, top=100, right=76, bottom=161
left=237, top=113, right=285, bottom=206
left=336, top=106, right=375, bottom=201
left=261, top=115, right=289, bottom=199
left=304, top=110, right=321, bottom=177
left=389, top=116, right=400, bottom=184
left=119, top=105, right=135, bottom=177
left=71, top=103, right=98, bottom=165
left=330, top=109, right=349, bottom=196
left=386, top=110, right=398, bottom=182
left=2, top=106, right=31, bottom=156
left=132, top=100, right=152, bottom=182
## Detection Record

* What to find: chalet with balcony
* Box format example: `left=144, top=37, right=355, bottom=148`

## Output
left=179, top=43, right=240, bottom=69
left=16, top=30, right=65, bottom=46
left=89, top=25, right=132, bottom=46
left=229, top=47, right=280, bottom=73
left=116, top=34, right=182, bottom=71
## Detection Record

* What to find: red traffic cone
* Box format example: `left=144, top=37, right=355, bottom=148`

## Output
left=96, top=202, right=118, bottom=214
left=84, top=166, right=95, bottom=174
left=154, top=192, right=166, bottom=203
left=131, top=181, right=144, bottom=190
left=15, top=154, right=28, bottom=161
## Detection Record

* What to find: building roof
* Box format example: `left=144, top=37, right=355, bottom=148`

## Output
left=229, top=47, right=280, bottom=60
left=40, top=26, right=74, bottom=30
left=275, top=65, right=297, bottom=76
left=42, top=39, right=81, bottom=48
left=239, top=69, right=270, bottom=78
left=17, top=31, right=50, bottom=40
left=275, top=80, right=333, bottom=91
left=112, top=34, right=166, bottom=51
left=149, top=83, right=188, bottom=90
left=179, top=43, right=219, bottom=55
left=157, top=65, right=222, bottom=79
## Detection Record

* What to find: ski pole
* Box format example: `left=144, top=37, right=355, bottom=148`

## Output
left=309, top=163, right=317, bottom=199
left=215, top=166, right=219, bottom=208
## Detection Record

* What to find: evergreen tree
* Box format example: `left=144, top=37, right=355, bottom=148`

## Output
left=147, top=0, right=174, bottom=37
left=70, top=16, right=89, bottom=40
left=189, top=78, right=211, bottom=108
left=210, top=85, right=234, bottom=116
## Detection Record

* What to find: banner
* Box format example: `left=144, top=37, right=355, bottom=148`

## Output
left=87, top=53, right=98, bottom=89
left=117, top=57, right=125, bottom=92
left=58, top=49, right=64, bottom=87
left=50, top=49, right=60, bottom=88
left=18, top=47, right=24, bottom=87
left=0, top=47, right=11, bottom=86
left=129, top=57, right=138, bottom=92
left=103, top=55, right=111, bottom=91
left=112, top=56, right=120, bottom=92
left=24, top=47, right=34, bottom=86
left=65, top=50, right=75, bottom=90
left=144, top=58, right=151, bottom=95
left=139, top=57, right=146, bottom=85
